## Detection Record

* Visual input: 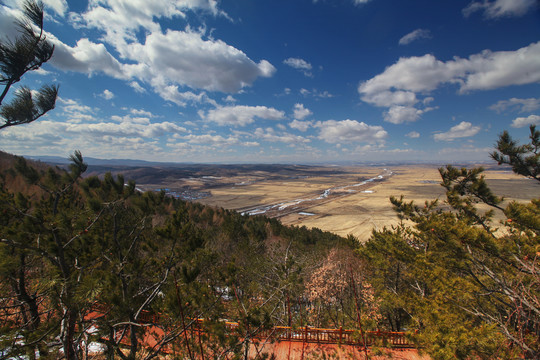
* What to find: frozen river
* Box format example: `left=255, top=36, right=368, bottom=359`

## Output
left=240, top=169, right=392, bottom=216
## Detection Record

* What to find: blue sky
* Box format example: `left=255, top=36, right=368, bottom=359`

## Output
left=1, top=0, right=539, bottom=163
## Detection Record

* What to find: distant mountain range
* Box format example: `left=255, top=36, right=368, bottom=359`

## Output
left=24, top=155, right=193, bottom=167
left=24, top=154, right=489, bottom=168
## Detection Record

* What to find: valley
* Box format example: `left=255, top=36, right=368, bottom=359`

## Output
left=87, top=162, right=539, bottom=242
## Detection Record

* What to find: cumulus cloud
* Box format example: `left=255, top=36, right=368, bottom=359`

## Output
left=74, top=118, right=187, bottom=138
left=359, top=41, right=540, bottom=121
left=299, top=88, right=334, bottom=98
left=78, top=0, right=223, bottom=47
left=360, top=42, right=540, bottom=97
left=42, top=0, right=68, bottom=17
left=58, top=97, right=94, bottom=114
left=315, top=120, right=387, bottom=144
left=284, top=57, right=313, bottom=76
left=49, top=37, right=129, bottom=79
left=99, top=89, right=115, bottom=100
left=128, top=29, right=276, bottom=94
left=181, top=134, right=244, bottom=146
left=130, top=109, right=154, bottom=117
left=254, top=127, right=310, bottom=144
left=490, top=97, right=540, bottom=113
left=129, top=81, right=146, bottom=93
left=293, top=103, right=312, bottom=120
left=0, top=115, right=187, bottom=155
left=383, top=105, right=436, bottom=124
left=406, top=131, right=420, bottom=138
left=30, top=0, right=275, bottom=106
left=158, top=85, right=209, bottom=107
left=463, top=0, right=537, bottom=18
left=202, top=105, right=285, bottom=126
left=511, top=114, right=540, bottom=128
left=361, top=90, right=417, bottom=107
left=289, top=120, right=312, bottom=132
left=399, top=29, right=432, bottom=45
left=434, top=121, right=481, bottom=141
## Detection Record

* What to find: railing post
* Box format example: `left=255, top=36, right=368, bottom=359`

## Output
left=339, top=327, right=342, bottom=343
left=304, top=326, right=308, bottom=343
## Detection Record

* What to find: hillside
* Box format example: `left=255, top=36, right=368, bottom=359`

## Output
left=0, top=152, right=375, bottom=359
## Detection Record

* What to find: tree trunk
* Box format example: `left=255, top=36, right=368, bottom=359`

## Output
left=62, top=308, right=78, bottom=360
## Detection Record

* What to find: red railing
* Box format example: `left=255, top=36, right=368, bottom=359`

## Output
left=189, top=319, right=414, bottom=348
left=88, top=306, right=415, bottom=349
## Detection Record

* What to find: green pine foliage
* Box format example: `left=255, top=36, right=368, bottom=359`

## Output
left=0, top=151, right=356, bottom=360
left=360, top=130, right=540, bottom=359
left=0, top=0, right=58, bottom=130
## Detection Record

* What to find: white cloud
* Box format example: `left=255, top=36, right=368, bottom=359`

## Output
left=0, top=4, right=21, bottom=41
left=511, top=114, right=540, bottom=128
left=299, top=88, right=334, bottom=98
left=49, top=37, right=129, bottom=79
left=130, top=109, right=154, bottom=117
left=399, top=29, right=432, bottom=45
left=254, top=127, right=310, bottom=144
left=58, top=97, right=95, bottom=115
left=360, top=41, right=540, bottom=97
left=74, top=118, right=187, bottom=138
left=223, top=95, right=237, bottom=103
left=289, top=120, right=312, bottom=132
left=202, top=105, right=285, bottom=126
left=361, top=90, right=417, bottom=107
left=128, top=29, right=275, bottom=94
left=463, top=0, right=537, bottom=18
left=293, top=103, right=312, bottom=120
left=45, top=0, right=274, bottom=106
left=42, top=0, right=68, bottom=17
left=284, top=57, right=313, bottom=76
left=158, top=85, right=209, bottom=107
left=99, top=89, right=115, bottom=100
left=383, top=105, right=435, bottom=124
left=359, top=41, right=540, bottom=121
left=129, top=81, right=146, bottom=93
left=406, top=131, right=420, bottom=138
left=181, top=134, right=241, bottom=146
left=315, top=120, right=387, bottom=144
left=489, top=97, right=540, bottom=113
left=434, top=121, right=481, bottom=141
left=78, top=0, right=223, bottom=47
left=0, top=116, right=187, bottom=155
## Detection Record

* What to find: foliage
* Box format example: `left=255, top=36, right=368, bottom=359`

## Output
left=491, top=125, right=539, bottom=181
left=0, top=0, right=58, bottom=130
left=360, top=129, right=540, bottom=359
left=0, top=150, right=355, bottom=359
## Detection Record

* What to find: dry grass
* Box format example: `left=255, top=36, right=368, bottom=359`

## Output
left=196, top=165, right=538, bottom=242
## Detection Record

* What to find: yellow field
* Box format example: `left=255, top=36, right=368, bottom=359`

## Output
left=196, top=165, right=538, bottom=242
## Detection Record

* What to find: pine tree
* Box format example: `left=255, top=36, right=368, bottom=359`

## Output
left=0, top=0, right=58, bottom=130
left=361, top=129, right=540, bottom=359
left=491, top=125, right=540, bottom=182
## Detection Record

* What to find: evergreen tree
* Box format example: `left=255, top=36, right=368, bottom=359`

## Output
left=0, top=0, right=58, bottom=130
left=361, top=129, right=540, bottom=359
left=491, top=125, right=540, bottom=182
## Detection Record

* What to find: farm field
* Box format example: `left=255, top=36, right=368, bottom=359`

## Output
left=189, top=164, right=538, bottom=242
left=86, top=161, right=538, bottom=242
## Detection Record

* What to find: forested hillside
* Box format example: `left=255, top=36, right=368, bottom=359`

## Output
left=0, top=150, right=374, bottom=359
